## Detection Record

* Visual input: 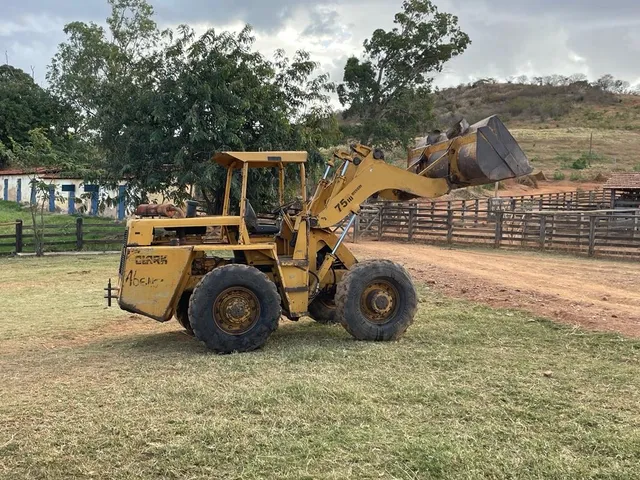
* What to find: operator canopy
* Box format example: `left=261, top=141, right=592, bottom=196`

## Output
left=213, top=151, right=308, bottom=169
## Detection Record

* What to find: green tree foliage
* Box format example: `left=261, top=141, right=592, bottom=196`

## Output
left=0, top=65, right=73, bottom=168
left=48, top=0, right=338, bottom=213
left=337, top=0, right=470, bottom=147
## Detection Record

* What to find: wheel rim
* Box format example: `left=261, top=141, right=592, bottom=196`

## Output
left=359, top=279, right=399, bottom=324
left=213, top=287, right=260, bottom=335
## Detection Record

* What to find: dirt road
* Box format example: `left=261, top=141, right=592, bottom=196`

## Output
left=352, top=241, right=640, bottom=337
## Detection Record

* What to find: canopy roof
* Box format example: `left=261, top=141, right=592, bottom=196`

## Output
left=603, top=173, right=640, bottom=190
left=212, top=151, right=307, bottom=169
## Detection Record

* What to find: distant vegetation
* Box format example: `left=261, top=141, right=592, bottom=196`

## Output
left=434, top=74, right=639, bottom=128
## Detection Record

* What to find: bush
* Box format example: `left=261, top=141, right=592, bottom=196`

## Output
left=571, top=157, right=589, bottom=170
left=571, top=152, right=605, bottom=169
left=555, top=153, right=580, bottom=170
left=553, top=171, right=566, bottom=180
left=633, top=164, right=640, bottom=172
left=506, top=98, right=530, bottom=116
left=570, top=172, right=583, bottom=181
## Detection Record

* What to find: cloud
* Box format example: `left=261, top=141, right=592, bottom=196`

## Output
left=153, top=0, right=320, bottom=32
left=431, top=0, right=640, bottom=87
left=0, top=0, right=638, bottom=91
left=301, top=7, right=340, bottom=38
left=0, top=14, right=64, bottom=36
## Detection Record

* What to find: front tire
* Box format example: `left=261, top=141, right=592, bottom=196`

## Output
left=189, top=265, right=281, bottom=353
left=335, top=260, right=418, bottom=341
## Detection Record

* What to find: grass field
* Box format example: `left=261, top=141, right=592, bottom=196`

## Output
left=1, top=255, right=638, bottom=479
left=511, top=127, right=640, bottom=177
left=0, top=200, right=123, bottom=254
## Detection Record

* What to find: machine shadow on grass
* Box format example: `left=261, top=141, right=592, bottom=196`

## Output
left=97, top=320, right=351, bottom=355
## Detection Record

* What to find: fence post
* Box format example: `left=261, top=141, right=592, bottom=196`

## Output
left=522, top=213, right=530, bottom=247
left=474, top=199, right=479, bottom=225
left=446, top=205, right=454, bottom=244
left=377, top=207, right=384, bottom=241
left=15, top=219, right=23, bottom=254
left=76, top=217, right=84, bottom=251
left=494, top=212, right=503, bottom=248
left=588, top=215, right=596, bottom=257
left=408, top=207, right=415, bottom=242
left=539, top=215, right=546, bottom=250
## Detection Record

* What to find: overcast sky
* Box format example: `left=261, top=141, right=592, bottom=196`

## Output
left=1, top=0, right=639, bottom=90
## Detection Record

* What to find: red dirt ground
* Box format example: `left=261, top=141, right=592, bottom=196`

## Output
left=352, top=240, right=640, bottom=338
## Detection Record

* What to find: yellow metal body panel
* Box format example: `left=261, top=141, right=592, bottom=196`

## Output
left=276, top=263, right=308, bottom=317
left=280, top=218, right=310, bottom=316
left=129, top=216, right=242, bottom=229
left=118, top=246, right=195, bottom=322
left=192, top=243, right=276, bottom=252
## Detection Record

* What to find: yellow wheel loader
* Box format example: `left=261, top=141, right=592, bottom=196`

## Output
left=106, top=116, right=532, bottom=353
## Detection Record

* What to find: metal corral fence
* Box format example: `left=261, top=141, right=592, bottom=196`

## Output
left=0, top=217, right=125, bottom=255
left=354, top=191, right=639, bottom=260
left=2, top=189, right=636, bottom=259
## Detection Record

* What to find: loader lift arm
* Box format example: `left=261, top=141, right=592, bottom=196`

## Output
left=309, top=115, right=532, bottom=229
left=311, top=145, right=450, bottom=228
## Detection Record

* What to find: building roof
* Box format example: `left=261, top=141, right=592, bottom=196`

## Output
left=0, top=167, right=60, bottom=176
left=0, top=167, right=81, bottom=180
left=603, top=173, right=640, bottom=190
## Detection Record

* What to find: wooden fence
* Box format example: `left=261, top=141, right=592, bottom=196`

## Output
left=1, top=190, right=635, bottom=259
left=355, top=200, right=640, bottom=260
left=0, top=217, right=125, bottom=255
left=411, top=189, right=610, bottom=214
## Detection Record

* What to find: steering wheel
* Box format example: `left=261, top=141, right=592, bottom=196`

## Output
left=270, top=200, right=299, bottom=216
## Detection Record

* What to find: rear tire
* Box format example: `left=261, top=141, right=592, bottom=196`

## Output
left=189, top=265, right=281, bottom=353
left=308, top=292, right=337, bottom=324
left=175, top=291, right=194, bottom=335
left=335, top=260, right=417, bottom=341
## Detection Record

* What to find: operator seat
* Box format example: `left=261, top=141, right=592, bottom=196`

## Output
left=244, top=199, right=281, bottom=235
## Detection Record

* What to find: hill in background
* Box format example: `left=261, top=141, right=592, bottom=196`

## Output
left=432, top=81, right=640, bottom=181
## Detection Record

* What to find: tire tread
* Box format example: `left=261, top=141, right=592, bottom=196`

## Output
left=335, top=260, right=417, bottom=341
left=188, top=264, right=281, bottom=353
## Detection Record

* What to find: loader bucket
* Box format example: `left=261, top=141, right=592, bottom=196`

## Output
left=411, top=115, right=533, bottom=188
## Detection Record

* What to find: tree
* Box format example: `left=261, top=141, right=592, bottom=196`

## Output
left=568, top=73, right=588, bottom=84
left=594, top=74, right=631, bottom=94
left=0, top=130, right=74, bottom=256
left=337, top=0, right=470, bottom=147
left=49, top=0, right=336, bottom=213
left=0, top=65, right=72, bottom=168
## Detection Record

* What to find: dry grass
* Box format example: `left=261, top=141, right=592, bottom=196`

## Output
left=511, top=127, right=640, bottom=176
left=1, top=255, right=639, bottom=479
